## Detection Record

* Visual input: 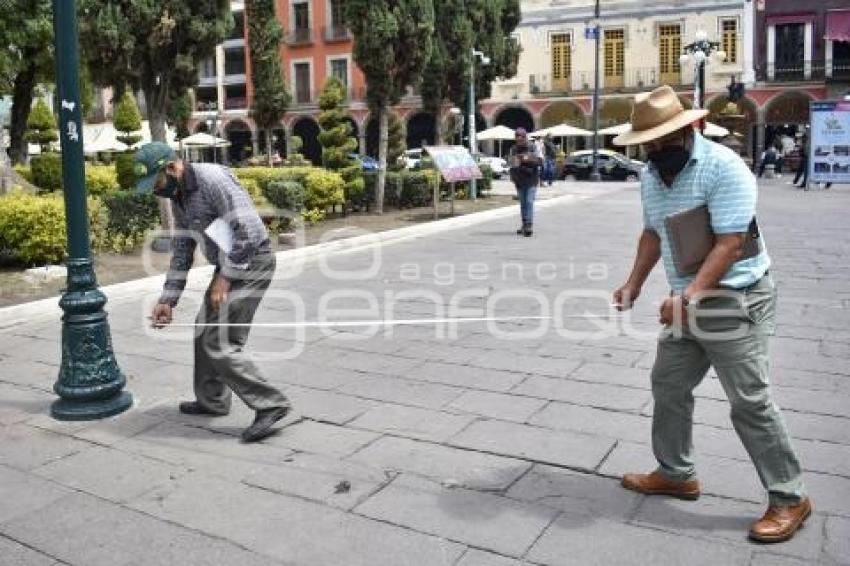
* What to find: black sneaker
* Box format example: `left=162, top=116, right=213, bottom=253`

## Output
left=523, top=225, right=534, bottom=237
left=241, top=406, right=290, bottom=443
left=178, top=401, right=228, bottom=417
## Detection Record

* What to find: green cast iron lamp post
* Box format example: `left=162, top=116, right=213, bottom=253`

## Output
left=50, top=0, right=132, bottom=420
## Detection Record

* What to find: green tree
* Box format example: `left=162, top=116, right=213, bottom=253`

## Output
left=420, top=0, right=520, bottom=144
left=0, top=0, right=54, bottom=163
left=387, top=112, right=405, bottom=172
left=318, top=77, right=364, bottom=205
left=346, top=0, right=434, bottom=214
left=113, top=91, right=143, bottom=147
left=78, top=1, right=232, bottom=143
left=166, top=90, right=192, bottom=141
left=246, top=0, right=290, bottom=165
left=25, top=98, right=58, bottom=153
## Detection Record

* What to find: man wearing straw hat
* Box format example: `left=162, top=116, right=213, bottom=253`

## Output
left=611, top=86, right=810, bottom=543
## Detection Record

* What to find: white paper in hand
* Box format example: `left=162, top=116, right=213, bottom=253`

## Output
left=204, top=218, right=234, bottom=255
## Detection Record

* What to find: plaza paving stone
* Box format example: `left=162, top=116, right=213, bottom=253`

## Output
left=1, top=179, right=848, bottom=564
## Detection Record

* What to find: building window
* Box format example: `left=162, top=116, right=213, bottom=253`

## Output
left=775, top=22, right=805, bottom=79
left=604, top=28, right=625, bottom=88
left=330, top=58, right=348, bottom=89
left=199, top=57, right=216, bottom=79
left=330, top=0, right=346, bottom=28
left=293, top=1, right=309, bottom=30
left=721, top=18, right=738, bottom=63
left=551, top=32, right=571, bottom=91
left=294, top=62, right=312, bottom=104
left=224, top=48, right=246, bottom=76
left=658, top=24, right=682, bottom=84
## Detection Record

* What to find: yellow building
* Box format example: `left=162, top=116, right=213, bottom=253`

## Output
left=483, top=0, right=751, bottom=149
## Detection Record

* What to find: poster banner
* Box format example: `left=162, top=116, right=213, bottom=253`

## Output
left=809, top=100, right=850, bottom=185
left=424, top=146, right=483, bottom=183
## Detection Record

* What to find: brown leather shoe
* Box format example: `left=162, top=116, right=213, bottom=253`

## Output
left=749, top=498, right=812, bottom=543
left=621, top=470, right=701, bottom=500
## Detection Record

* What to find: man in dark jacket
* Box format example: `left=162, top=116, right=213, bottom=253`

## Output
left=135, top=142, right=290, bottom=443
left=508, top=128, right=542, bottom=236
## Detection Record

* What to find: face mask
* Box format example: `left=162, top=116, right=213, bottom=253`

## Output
left=648, top=146, right=690, bottom=177
left=156, top=172, right=182, bottom=199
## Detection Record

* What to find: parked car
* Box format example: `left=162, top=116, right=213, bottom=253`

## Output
left=403, top=148, right=424, bottom=170
left=348, top=153, right=380, bottom=172
left=477, top=155, right=509, bottom=178
left=560, top=149, right=643, bottom=181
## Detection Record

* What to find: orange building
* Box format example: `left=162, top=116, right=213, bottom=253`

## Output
left=189, top=0, right=438, bottom=165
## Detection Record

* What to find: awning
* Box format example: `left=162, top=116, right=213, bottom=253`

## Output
left=766, top=13, right=815, bottom=26
left=826, top=10, right=850, bottom=42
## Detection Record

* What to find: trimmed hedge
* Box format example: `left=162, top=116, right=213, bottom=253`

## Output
left=100, top=191, right=160, bottom=253
left=0, top=191, right=107, bottom=265
left=85, top=165, right=120, bottom=197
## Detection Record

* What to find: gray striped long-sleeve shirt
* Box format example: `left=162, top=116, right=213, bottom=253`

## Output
left=159, top=163, right=269, bottom=307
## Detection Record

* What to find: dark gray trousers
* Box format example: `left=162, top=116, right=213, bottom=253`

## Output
left=193, top=251, right=289, bottom=414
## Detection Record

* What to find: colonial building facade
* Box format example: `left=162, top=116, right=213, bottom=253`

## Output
left=485, top=0, right=850, bottom=162
left=188, top=0, right=429, bottom=164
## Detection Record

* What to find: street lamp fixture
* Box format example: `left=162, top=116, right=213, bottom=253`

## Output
left=469, top=49, right=489, bottom=200
left=680, top=29, right=726, bottom=113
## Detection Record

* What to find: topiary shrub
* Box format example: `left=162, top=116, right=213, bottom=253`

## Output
left=115, top=152, right=137, bottom=191
left=264, top=180, right=305, bottom=214
left=30, top=153, right=63, bottom=193
left=383, top=171, right=403, bottom=208
left=303, top=169, right=345, bottom=216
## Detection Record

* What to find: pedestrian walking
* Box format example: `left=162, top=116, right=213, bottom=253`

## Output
left=793, top=136, right=808, bottom=188
left=135, top=142, right=291, bottom=443
left=509, top=128, right=542, bottom=237
left=758, top=146, right=778, bottom=178
left=542, top=134, right=557, bottom=186
left=611, top=85, right=811, bottom=544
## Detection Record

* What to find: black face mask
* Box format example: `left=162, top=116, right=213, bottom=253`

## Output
left=648, top=146, right=690, bottom=177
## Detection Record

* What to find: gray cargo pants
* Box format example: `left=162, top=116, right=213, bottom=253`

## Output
left=193, top=251, right=289, bottom=414
left=651, top=275, right=806, bottom=506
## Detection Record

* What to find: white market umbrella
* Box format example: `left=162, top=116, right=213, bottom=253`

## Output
left=83, top=122, right=128, bottom=154
left=703, top=122, right=730, bottom=138
left=532, top=123, right=592, bottom=138
left=476, top=125, right=518, bottom=141
left=180, top=132, right=231, bottom=147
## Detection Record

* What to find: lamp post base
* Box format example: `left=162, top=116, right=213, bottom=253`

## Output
left=51, top=391, right=133, bottom=421
left=589, top=172, right=602, bottom=182
left=52, top=259, right=132, bottom=421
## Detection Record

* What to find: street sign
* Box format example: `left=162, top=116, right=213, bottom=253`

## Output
left=809, top=100, right=850, bottom=185
left=585, top=26, right=599, bottom=40
left=424, top=146, right=482, bottom=183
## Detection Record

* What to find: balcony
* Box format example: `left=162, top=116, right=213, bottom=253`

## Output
left=324, top=25, right=351, bottom=43
left=197, top=74, right=217, bottom=87
left=759, top=62, right=827, bottom=83
left=827, top=59, right=850, bottom=82
left=223, top=37, right=246, bottom=49
left=285, top=28, right=314, bottom=47
left=527, top=67, right=689, bottom=97
left=224, top=97, right=248, bottom=110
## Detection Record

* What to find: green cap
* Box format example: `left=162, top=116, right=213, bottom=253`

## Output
left=133, top=142, right=176, bottom=194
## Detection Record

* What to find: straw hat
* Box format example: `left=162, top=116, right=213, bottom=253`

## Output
left=613, top=85, right=708, bottom=146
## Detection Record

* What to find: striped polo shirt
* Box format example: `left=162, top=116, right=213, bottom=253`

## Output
left=641, top=132, right=771, bottom=292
